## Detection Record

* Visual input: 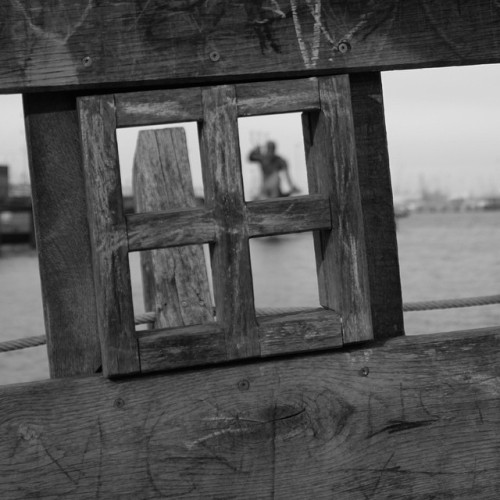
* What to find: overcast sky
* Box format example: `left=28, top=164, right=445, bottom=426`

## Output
left=1, top=63, right=500, bottom=199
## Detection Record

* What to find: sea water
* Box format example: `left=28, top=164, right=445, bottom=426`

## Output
left=1, top=211, right=499, bottom=385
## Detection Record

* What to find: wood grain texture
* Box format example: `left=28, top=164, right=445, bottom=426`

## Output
left=138, top=324, right=226, bottom=373
left=115, top=88, right=203, bottom=128
left=78, top=95, right=140, bottom=378
left=116, top=78, right=320, bottom=128
left=259, top=308, right=342, bottom=356
left=350, top=72, right=405, bottom=340
left=132, top=128, right=214, bottom=330
left=236, top=78, right=320, bottom=117
left=138, top=309, right=342, bottom=374
left=2, top=2, right=500, bottom=92
left=302, top=75, right=373, bottom=344
left=1, top=328, right=499, bottom=498
left=199, top=85, right=259, bottom=359
left=247, top=194, right=331, bottom=238
left=127, top=208, right=216, bottom=251
left=23, top=93, right=101, bottom=378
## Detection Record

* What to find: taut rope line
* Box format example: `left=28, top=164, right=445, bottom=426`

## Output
left=1, top=296, right=500, bottom=353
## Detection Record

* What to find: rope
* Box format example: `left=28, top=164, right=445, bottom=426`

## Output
left=1, top=296, right=499, bottom=353
left=0, top=335, right=46, bottom=353
left=403, top=294, right=500, bottom=312
left=134, top=311, right=156, bottom=324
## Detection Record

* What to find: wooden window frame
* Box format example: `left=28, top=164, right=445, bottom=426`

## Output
left=77, top=75, right=372, bottom=378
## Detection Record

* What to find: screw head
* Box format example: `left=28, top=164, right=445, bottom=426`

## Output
left=237, top=379, right=250, bottom=391
left=82, top=56, right=93, bottom=68
left=114, top=397, right=125, bottom=409
left=337, top=41, right=351, bottom=54
left=209, top=51, right=221, bottom=62
left=360, top=367, right=370, bottom=377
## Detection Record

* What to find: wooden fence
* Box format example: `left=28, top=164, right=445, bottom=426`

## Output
left=1, top=2, right=499, bottom=498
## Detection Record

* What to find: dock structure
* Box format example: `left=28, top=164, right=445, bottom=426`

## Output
left=1, top=2, right=500, bottom=498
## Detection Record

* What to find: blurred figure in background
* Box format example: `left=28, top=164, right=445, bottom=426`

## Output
left=248, top=141, right=299, bottom=199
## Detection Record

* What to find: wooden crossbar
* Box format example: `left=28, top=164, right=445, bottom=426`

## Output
left=2, top=2, right=500, bottom=94
left=77, top=75, right=373, bottom=377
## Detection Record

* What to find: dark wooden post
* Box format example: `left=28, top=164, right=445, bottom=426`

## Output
left=350, top=73, right=405, bottom=340
left=23, top=93, right=101, bottom=377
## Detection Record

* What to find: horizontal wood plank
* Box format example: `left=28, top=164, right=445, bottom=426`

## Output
left=247, top=194, right=331, bottom=238
left=1, top=328, right=500, bottom=498
left=138, top=324, right=226, bottom=373
left=258, top=308, right=342, bottom=356
left=137, top=309, right=342, bottom=374
left=127, top=208, right=216, bottom=251
left=236, top=78, right=320, bottom=117
left=2, top=2, right=500, bottom=93
left=115, top=88, right=203, bottom=128
left=116, top=78, right=320, bottom=127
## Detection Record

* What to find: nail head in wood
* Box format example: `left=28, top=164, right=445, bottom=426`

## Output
left=237, top=379, right=250, bottom=391
left=82, top=56, right=93, bottom=68
left=209, top=51, right=221, bottom=62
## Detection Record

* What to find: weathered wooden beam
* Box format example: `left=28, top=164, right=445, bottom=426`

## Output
left=126, top=208, right=217, bottom=251
left=115, top=79, right=321, bottom=128
left=199, top=85, right=259, bottom=359
left=133, top=128, right=214, bottom=330
left=350, top=72, right=405, bottom=340
left=258, top=308, right=342, bottom=356
left=247, top=194, right=331, bottom=238
left=78, top=95, right=140, bottom=378
left=236, top=78, right=320, bottom=117
left=302, top=75, right=372, bottom=344
left=1, top=1, right=500, bottom=93
left=23, top=93, right=101, bottom=377
left=1, top=328, right=499, bottom=498
left=138, top=308, right=343, bottom=373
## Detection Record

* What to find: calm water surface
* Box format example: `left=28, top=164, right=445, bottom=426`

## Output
left=1, top=211, right=499, bottom=384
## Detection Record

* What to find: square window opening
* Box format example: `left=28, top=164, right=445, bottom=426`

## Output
left=0, top=94, right=48, bottom=384
left=129, top=244, right=214, bottom=332
left=249, top=232, right=321, bottom=314
left=117, top=122, right=205, bottom=214
left=238, top=113, right=309, bottom=202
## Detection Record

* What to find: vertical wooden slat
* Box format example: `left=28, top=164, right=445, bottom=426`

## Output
left=78, top=95, right=140, bottom=377
left=302, top=75, right=373, bottom=344
left=350, top=73, right=405, bottom=340
left=132, top=128, right=213, bottom=328
left=23, top=93, right=101, bottom=377
left=199, top=85, right=259, bottom=359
